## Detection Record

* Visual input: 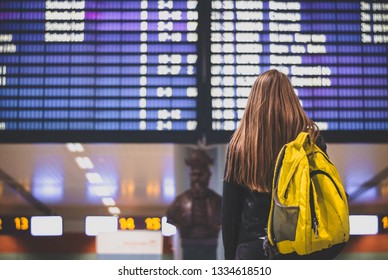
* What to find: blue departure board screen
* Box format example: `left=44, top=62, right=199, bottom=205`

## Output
left=0, top=0, right=387, bottom=143
left=209, top=0, right=388, bottom=140
left=0, top=0, right=199, bottom=142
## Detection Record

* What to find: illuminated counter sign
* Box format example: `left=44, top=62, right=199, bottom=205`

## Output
left=0, top=216, right=30, bottom=235
left=381, top=215, right=388, bottom=233
left=14, top=216, right=29, bottom=231
left=0, top=0, right=199, bottom=141
left=145, top=217, right=161, bottom=230
left=118, top=217, right=161, bottom=231
left=119, top=217, right=136, bottom=230
left=210, top=0, right=388, bottom=134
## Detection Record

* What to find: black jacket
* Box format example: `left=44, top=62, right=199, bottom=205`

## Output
left=222, top=136, right=328, bottom=260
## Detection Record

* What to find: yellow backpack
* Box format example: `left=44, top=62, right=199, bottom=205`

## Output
left=266, top=132, right=350, bottom=257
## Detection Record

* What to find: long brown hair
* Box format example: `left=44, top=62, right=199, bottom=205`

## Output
left=225, top=69, right=319, bottom=192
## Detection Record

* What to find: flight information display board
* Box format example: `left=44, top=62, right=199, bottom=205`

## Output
left=0, top=0, right=199, bottom=141
left=210, top=1, right=388, bottom=135
left=1, top=0, right=387, bottom=143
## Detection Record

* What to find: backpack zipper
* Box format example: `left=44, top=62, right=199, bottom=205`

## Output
left=309, top=181, right=319, bottom=238
left=310, top=170, right=344, bottom=201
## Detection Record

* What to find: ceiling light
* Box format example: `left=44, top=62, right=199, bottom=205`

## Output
left=66, top=143, right=84, bottom=152
left=90, top=186, right=115, bottom=197
left=108, top=207, right=121, bottom=215
left=75, top=156, right=94, bottom=169
left=86, top=172, right=103, bottom=184
left=146, top=181, right=160, bottom=197
left=102, top=197, right=116, bottom=206
left=32, top=184, right=63, bottom=202
left=163, top=177, right=175, bottom=200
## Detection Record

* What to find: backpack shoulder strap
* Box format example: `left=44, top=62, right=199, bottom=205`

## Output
left=293, top=132, right=313, bottom=154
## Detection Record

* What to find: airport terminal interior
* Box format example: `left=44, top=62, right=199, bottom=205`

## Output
left=0, top=142, right=388, bottom=260
left=1, top=0, right=388, bottom=260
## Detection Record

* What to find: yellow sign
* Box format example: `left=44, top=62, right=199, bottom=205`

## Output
left=14, top=217, right=29, bottom=231
left=145, top=217, right=161, bottom=231
left=0, top=218, right=2, bottom=230
left=118, top=217, right=161, bottom=231
left=382, top=216, right=388, bottom=229
left=119, top=217, right=135, bottom=230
